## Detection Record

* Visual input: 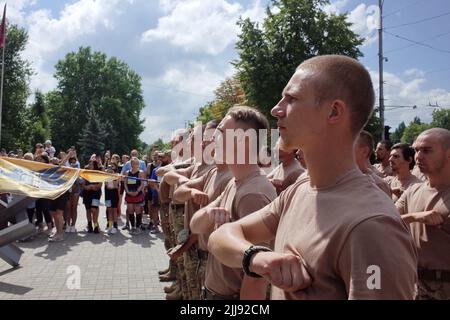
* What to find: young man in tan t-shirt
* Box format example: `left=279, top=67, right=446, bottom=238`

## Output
left=190, top=106, right=277, bottom=300
left=397, top=128, right=450, bottom=300
left=385, top=143, right=422, bottom=203
left=208, top=55, right=418, bottom=300
left=374, top=140, right=394, bottom=177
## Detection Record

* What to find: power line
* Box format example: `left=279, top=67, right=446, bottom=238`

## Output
left=385, top=10, right=450, bottom=29
left=383, top=0, right=425, bottom=19
left=384, top=30, right=450, bottom=54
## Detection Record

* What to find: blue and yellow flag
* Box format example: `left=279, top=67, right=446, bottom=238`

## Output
left=0, top=157, right=119, bottom=200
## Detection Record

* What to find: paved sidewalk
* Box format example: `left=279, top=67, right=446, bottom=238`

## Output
left=0, top=200, right=169, bottom=300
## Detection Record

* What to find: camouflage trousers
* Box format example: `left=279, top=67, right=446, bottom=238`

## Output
left=159, top=203, right=173, bottom=250
left=416, top=279, right=450, bottom=300
left=184, top=247, right=202, bottom=300
left=160, top=203, right=177, bottom=275
left=198, top=254, right=208, bottom=296
left=169, top=204, right=188, bottom=300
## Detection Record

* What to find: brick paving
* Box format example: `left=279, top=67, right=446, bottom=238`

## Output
left=0, top=199, right=169, bottom=300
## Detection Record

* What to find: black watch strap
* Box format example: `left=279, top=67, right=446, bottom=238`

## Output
left=242, top=245, right=272, bottom=278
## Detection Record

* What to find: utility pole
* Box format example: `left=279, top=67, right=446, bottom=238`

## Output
left=378, top=0, right=385, bottom=140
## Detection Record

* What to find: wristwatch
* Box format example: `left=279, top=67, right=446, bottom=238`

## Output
left=242, top=245, right=272, bottom=278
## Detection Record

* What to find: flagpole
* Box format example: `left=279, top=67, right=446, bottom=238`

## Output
left=0, top=32, right=5, bottom=148
left=0, top=3, right=5, bottom=149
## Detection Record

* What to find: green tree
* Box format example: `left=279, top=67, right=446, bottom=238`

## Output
left=77, top=111, right=108, bottom=162
left=27, top=91, right=50, bottom=149
left=233, top=0, right=363, bottom=126
left=197, top=76, right=246, bottom=123
left=401, top=122, right=432, bottom=144
left=0, top=25, right=33, bottom=151
left=47, top=47, right=145, bottom=155
left=391, top=121, right=406, bottom=143
left=431, top=109, right=450, bottom=130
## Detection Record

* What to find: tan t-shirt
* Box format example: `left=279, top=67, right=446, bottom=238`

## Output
left=260, top=168, right=418, bottom=300
left=385, top=174, right=422, bottom=203
left=267, top=159, right=304, bottom=192
left=373, top=163, right=394, bottom=177
left=366, top=169, right=391, bottom=197
left=192, top=167, right=234, bottom=251
left=396, top=183, right=450, bottom=271
left=205, top=170, right=277, bottom=296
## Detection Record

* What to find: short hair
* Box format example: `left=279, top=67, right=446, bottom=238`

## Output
left=35, top=143, right=44, bottom=149
left=392, top=143, right=415, bottom=170
left=206, top=120, right=220, bottom=129
left=226, top=105, right=269, bottom=132
left=68, top=157, right=77, bottom=163
left=418, top=128, right=450, bottom=150
left=379, top=139, right=393, bottom=151
left=298, top=55, right=375, bottom=135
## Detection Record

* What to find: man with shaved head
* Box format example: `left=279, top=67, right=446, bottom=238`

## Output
left=207, top=55, right=418, bottom=300
left=397, top=128, right=450, bottom=300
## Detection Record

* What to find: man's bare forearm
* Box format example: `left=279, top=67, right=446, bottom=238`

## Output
left=208, top=223, right=252, bottom=269
left=173, top=185, right=195, bottom=203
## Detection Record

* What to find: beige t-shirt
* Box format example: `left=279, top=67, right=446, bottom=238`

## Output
left=385, top=174, right=422, bottom=203
left=373, top=163, right=394, bottom=177
left=267, top=159, right=304, bottom=192
left=396, top=183, right=450, bottom=271
left=366, top=169, right=391, bottom=197
left=192, top=167, right=234, bottom=251
left=205, top=170, right=277, bottom=296
left=260, top=169, right=418, bottom=300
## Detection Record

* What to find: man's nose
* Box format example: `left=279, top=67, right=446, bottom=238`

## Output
left=271, top=101, right=285, bottom=118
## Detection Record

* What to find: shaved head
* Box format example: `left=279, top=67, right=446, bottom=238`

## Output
left=417, top=128, right=450, bottom=150
left=297, top=55, right=375, bottom=135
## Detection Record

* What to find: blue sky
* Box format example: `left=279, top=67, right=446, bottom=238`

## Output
left=3, top=0, right=450, bottom=145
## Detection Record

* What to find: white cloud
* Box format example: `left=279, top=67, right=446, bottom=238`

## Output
left=141, top=115, right=174, bottom=143
left=323, top=0, right=349, bottom=15
left=370, top=69, right=450, bottom=128
left=404, top=68, right=425, bottom=78
left=160, top=62, right=233, bottom=96
left=21, top=0, right=132, bottom=92
left=347, top=3, right=379, bottom=46
left=142, top=0, right=265, bottom=55
left=0, top=0, right=37, bottom=25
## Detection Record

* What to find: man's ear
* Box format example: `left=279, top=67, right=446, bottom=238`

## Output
left=327, top=100, right=346, bottom=124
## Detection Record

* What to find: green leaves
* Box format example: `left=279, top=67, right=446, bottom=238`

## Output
left=233, top=0, right=363, bottom=127
left=47, top=46, right=145, bottom=158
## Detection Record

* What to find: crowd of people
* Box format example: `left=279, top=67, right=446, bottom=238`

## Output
left=1, top=141, right=171, bottom=243
left=1, top=55, right=449, bottom=301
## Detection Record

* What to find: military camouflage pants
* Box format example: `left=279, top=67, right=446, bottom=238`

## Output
left=160, top=203, right=178, bottom=275
left=169, top=204, right=188, bottom=300
left=184, top=247, right=201, bottom=300
left=198, top=256, right=207, bottom=297
left=159, top=203, right=173, bottom=250
left=416, top=279, right=450, bottom=300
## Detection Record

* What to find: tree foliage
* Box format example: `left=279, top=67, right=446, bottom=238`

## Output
left=0, top=25, right=33, bottom=151
left=233, top=0, right=363, bottom=126
left=47, top=47, right=145, bottom=157
left=197, top=76, right=246, bottom=123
